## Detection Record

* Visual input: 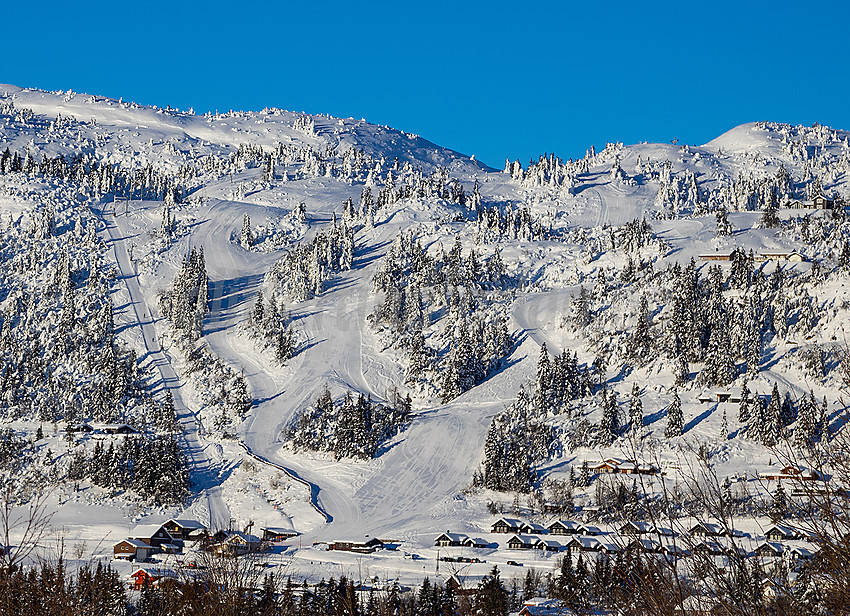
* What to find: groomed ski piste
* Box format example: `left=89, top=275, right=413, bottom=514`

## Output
left=1, top=84, right=849, bottom=587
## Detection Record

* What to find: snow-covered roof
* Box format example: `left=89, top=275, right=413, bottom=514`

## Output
left=166, top=519, right=206, bottom=530
left=130, top=524, right=172, bottom=539
left=114, top=539, right=150, bottom=549
left=435, top=532, right=468, bottom=542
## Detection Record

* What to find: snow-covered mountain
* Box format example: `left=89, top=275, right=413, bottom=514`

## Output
left=1, top=84, right=849, bottom=590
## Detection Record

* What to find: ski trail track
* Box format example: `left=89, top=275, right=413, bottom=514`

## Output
left=186, top=196, right=510, bottom=540
left=98, top=205, right=232, bottom=530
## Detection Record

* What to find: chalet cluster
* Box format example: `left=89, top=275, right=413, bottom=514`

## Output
left=784, top=194, right=836, bottom=209
left=113, top=519, right=300, bottom=562
left=698, top=251, right=807, bottom=263
left=435, top=517, right=823, bottom=565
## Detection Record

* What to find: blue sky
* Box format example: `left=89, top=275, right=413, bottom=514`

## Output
left=5, top=1, right=849, bottom=168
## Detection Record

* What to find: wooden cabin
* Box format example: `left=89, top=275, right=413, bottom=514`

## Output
left=113, top=539, right=152, bottom=562
left=435, top=532, right=468, bottom=547
left=129, top=524, right=175, bottom=549
left=127, top=568, right=178, bottom=591
left=261, top=527, right=300, bottom=542
left=330, top=537, right=383, bottom=554
left=506, top=534, right=539, bottom=550
left=162, top=519, right=207, bottom=542
left=491, top=518, right=524, bottom=534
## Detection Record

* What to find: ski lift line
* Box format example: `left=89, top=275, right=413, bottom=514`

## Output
left=237, top=441, right=331, bottom=523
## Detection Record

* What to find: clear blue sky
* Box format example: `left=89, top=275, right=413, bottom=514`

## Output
left=4, top=1, right=848, bottom=168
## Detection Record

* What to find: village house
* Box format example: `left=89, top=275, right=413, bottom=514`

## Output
left=491, top=517, right=524, bottom=534
left=129, top=524, right=177, bottom=549
left=113, top=539, right=153, bottom=562
left=691, top=539, right=725, bottom=557
left=162, top=519, right=207, bottom=543
left=534, top=539, right=563, bottom=552
left=126, top=568, right=178, bottom=591
left=759, top=465, right=824, bottom=482
left=329, top=537, right=384, bottom=554
left=619, top=521, right=674, bottom=537
left=210, top=531, right=264, bottom=557
left=564, top=536, right=600, bottom=557
left=506, top=534, right=539, bottom=550
left=462, top=537, right=494, bottom=549
left=754, top=541, right=784, bottom=558
left=518, top=598, right=566, bottom=616
left=627, top=537, right=665, bottom=554
left=786, top=195, right=835, bottom=210
left=261, top=527, right=300, bottom=542
left=763, top=524, right=803, bottom=542
left=520, top=521, right=549, bottom=535
left=92, top=423, right=140, bottom=435
left=435, top=532, right=468, bottom=547
left=687, top=521, right=729, bottom=538
left=547, top=520, right=584, bottom=536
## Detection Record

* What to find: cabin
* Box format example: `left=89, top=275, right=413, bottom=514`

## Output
left=130, top=524, right=176, bottom=549
left=518, top=598, right=565, bottom=616
left=435, top=532, right=468, bottom=547
left=688, top=522, right=727, bottom=538
left=691, top=540, right=725, bottom=557
left=491, top=518, right=523, bottom=534
left=619, top=521, right=674, bottom=537
left=68, top=423, right=93, bottom=433
left=93, top=423, right=140, bottom=435
left=547, top=520, right=584, bottom=536
left=126, top=568, right=178, bottom=591
left=698, top=388, right=743, bottom=404
left=330, top=537, right=383, bottom=554
left=113, top=539, right=152, bottom=562
left=211, top=531, right=264, bottom=556
left=754, top=541, right=784, bottom=558
left=564, top=536, right=600, bottom=557
left=506, top=534, right=539, bottom=550
left=162, top=519, right=207, bottom=542
left=261, top=527, right=300, bottom=542
left=759, top=465, right=823, bottom=482
left=589, top=458, right=624, bottom=474
left=520, top=521, right=548, bottom=535
left=463, top=537, right=494, bottom=549
left=812, top=194, right=835, bottom=210
left=698, top=253, right=733, bottom=262
left=534, top=539, right=563, bottom=552
left=764, top=524, right=802, bottom=542
left=759, top=251, right=807, bottom=262
left=627, top=538, right=664, bottom=554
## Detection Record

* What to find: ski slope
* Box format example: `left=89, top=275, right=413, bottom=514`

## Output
left=1, top=85, right=849, bottom=574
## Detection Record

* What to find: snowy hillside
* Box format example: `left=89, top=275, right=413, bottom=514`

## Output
left=1, top=84, right=849, bottom=598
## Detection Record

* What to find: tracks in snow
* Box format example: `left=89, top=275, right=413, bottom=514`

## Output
left=99, top=207, right=231, bottom=530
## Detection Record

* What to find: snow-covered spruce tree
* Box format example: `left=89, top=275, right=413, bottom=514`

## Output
left=160, top=247, right=209, bottom=342
left=265, top=216, right=354, bottom=302
left=240, top=213, right=253, bottom=249
left=665, top=389, right=684, bottom=438
left=286, top=386, right=411, bottom=460
left=629, top=383, right=643, bottom=435
left=599, top=386, right=619, bottom=444
left=715, top=207, right=732, bottom=237
left=480, top=385, right=555, bottom=493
